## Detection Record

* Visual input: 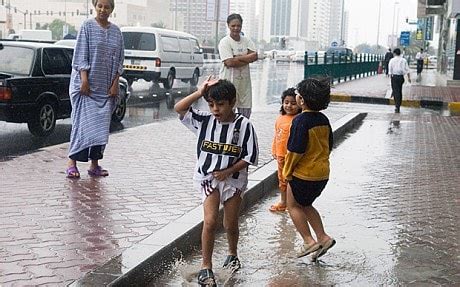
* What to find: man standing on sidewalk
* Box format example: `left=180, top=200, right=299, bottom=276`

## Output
left=388, top=48, right=411, bottom=113
left=384, top=48, right=393, bottom=76
left=415, top=48, right=426, bottom=81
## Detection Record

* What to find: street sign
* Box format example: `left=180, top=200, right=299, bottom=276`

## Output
left=400, top=31, right=411, bottom=46
left=416, top=29, right=423, bottom=40
left=425, top=16, right=434, bottom=40
left=331, top=41, right=338, bottom=47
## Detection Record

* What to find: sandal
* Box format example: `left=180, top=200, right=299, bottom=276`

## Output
left=269, top=202, right=287, bottom=212
left=311, top=238, right=336, bottom=262
left=66, top=166, right=80, bottom=179
left=197, top=269, right=216, bottom=286
left=88, top=166, right=109, bottom=177
left=297, top=242, right=321, bottom=258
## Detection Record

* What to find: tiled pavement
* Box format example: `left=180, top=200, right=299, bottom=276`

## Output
left=1, top=68, right=459, bottom=286
left=154, top=111, right=460, bottom=286
left=332, top=70, right=460, bottom=106
left=0, top=105, right=350, bottom=286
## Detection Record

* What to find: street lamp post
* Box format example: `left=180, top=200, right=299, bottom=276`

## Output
left=391, top=1, right=399, bottom=47
left=376, top=0, right=381, bottom=46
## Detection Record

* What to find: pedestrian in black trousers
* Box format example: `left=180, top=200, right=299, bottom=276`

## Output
left=384, top=48, right=393, bottom=76
left=388, top=48, right=411, bottom=113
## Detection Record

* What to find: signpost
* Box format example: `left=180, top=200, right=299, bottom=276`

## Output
left=425, top=16, right=433, bottom=41
left=400, top=31, right=410, bottom=46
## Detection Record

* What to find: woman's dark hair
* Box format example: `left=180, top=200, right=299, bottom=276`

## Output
left=227, top=13, right=243, bottom=24
left=296, top=77, right=330, bottom=111
left=280, top=87, right=297, bottom=115
left=393, top=48, right=401, bottom=55
left=204, top=79, right=236, bottom=103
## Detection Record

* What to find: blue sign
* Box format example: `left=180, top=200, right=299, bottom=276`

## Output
left=400, top=31, right=410, bottom=46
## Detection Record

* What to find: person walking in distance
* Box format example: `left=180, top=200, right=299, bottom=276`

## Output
left=384, top=48, right=393, bottom=76
left=269, top=88, right=301, bottom=212
left=388, top=48, right=411, bottom=113
left=283, top=77, right=336, bottom=262
left=174, top=77, right=259, bottom=286
left=218, top=13, right=258, bottom=119
left=66, top=0, right=124, bottom=178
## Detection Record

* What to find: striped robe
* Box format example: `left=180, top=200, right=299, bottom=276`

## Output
left=181, top=107, right=259, bottom=190
left=68, top=18, right=124, bottom=158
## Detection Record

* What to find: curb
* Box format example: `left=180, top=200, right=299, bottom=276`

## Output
left=70, top=112, right=367, bottom=287
left=330, top=93, right=452, bottom=110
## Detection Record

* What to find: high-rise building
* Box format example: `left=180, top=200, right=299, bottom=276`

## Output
left=258, top=0, right=345, bottom=49
left=230, top=0, right=257, bottom=41
left=170, top=0, right=227, bottom=45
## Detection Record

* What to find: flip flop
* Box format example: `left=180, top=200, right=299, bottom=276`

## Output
left=297, top=242, right=321, bottom=258
left=269, top=202, right=287, bottom=212
left=311, top=238, right=336, bottom=261
left=88, top=166, right=109, bottom=177
left=66, top=166, right=80, bottom=179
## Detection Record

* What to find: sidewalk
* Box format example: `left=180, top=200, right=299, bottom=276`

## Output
left=0, top=105, right=356, bottom=286
left=331, top=69, right=460, bottom=112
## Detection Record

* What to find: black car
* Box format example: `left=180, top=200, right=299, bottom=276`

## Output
left=0, top=40, right=130, bottom=137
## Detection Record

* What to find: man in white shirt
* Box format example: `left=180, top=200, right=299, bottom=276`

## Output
left=415, top=48, right=426, bottom=76
left=218, top=14, right=258, bottom=119
left=388, top=48, right=411, bottom=113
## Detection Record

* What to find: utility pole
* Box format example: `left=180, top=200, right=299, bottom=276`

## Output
left=376, top=0, right=381, bottom=46
left=214, top=0, right=220, bottom=53
left=340, top=0, right=345, bottom=46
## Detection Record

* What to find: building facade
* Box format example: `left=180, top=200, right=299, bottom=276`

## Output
left=1, top=0, right=172, bottom=39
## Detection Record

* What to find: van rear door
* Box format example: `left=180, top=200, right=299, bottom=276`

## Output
left=122, top=32, right=158, bottom=74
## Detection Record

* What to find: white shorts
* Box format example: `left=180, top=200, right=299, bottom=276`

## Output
left=195, top=178, right=246, bottom=204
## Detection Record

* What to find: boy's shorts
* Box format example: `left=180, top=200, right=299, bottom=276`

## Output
left=195, top=178, right=246, bottom=204
left=289, top=177, right=328, bottom=206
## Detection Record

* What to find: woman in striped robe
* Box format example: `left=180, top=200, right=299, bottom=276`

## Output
left=66, top=0, right=124, bottom=178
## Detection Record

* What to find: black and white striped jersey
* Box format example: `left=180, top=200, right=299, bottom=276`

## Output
left=181, top=107, right=259, bottom=188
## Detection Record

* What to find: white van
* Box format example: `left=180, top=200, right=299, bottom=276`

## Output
left=7, top=29, right=52, bottom=41
left=121, top=27, right=204, bottom=89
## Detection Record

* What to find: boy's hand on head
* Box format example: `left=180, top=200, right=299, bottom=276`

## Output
left=198, top=75, right=219, bottom=95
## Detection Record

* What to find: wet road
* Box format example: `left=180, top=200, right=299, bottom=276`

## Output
left=152, top=108, right=460, bottom=286
left=0, top=61, right=304, bottom=160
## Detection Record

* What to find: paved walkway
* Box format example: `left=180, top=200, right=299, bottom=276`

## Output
left=154, top=109, right=460, bottom=286
left=0, top=103, right=350, bottom=286
left=332, top=69, right=460, bottom=106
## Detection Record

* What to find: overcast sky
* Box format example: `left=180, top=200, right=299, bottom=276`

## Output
left=345, top=0, right=418, bottom=48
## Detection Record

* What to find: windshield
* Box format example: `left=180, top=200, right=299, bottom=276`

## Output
left=123, top=32, right=156, bottom=51
left=0, top=46, right=34, bottom=76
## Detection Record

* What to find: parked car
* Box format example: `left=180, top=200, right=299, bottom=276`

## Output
left=0, top=40, right=130, bottom=137
left=121, top=26, right=204, bottom=89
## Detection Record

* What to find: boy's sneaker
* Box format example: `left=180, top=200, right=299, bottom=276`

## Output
left=222, top=255, right=241, bottom=272
left=197, top=269, right=216, bottom=286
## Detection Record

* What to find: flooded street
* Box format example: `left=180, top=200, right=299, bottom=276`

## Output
left=152, top=110, right=459, bottom=286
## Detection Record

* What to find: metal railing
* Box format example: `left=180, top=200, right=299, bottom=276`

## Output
left=304, top=52, right=383, bottom=83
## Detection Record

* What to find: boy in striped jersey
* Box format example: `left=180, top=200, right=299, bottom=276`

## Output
left=175, top=77, right=259, bottom=286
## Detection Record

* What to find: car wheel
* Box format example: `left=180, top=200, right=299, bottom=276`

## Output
left=165, top=92, right=175, bottom=110
left=163, top=70, right=175, bottom=89
left=111, top=88, right=127, bottom=123
left=27, top=100, right=56, bottom=137
left=190, top=69, right=199, bottom=86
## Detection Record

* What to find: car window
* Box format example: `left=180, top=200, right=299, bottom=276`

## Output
left=191, top=39, right=201, bottom=53
left=161, top=35, right=180, bottom=52
left=179, top=38, right=191, bottom=53
left=0, top=45, right=34, bottom=76
left=42, top=48, right=71, bottom=75
left=123, top=32, right=156, bottom=51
